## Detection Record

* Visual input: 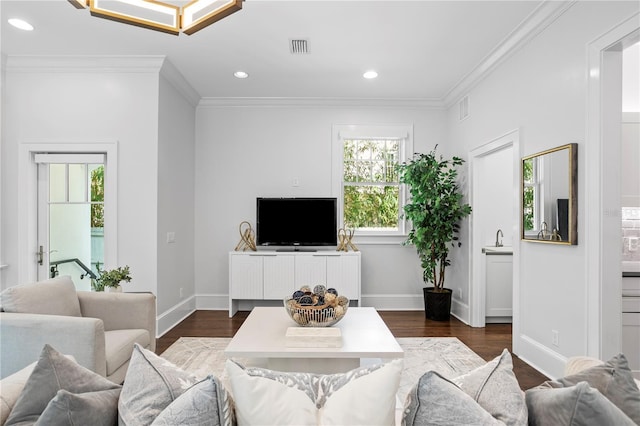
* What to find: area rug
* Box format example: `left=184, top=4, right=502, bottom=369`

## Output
left=161, top=336, right=486, bottom=403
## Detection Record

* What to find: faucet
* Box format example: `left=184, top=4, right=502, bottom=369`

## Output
left=495, top=229, right=503, bottom=247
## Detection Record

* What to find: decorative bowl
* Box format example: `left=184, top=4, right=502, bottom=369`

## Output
left=283, top=295, right=349, bottom=327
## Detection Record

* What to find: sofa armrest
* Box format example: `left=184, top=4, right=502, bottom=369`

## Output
left=77, top=291, right=156, bottom=351
left=0, top=313, right=106, bottom=378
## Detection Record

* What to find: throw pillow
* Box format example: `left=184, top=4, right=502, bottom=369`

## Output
left=403, top=370, right=505, bottom=426
left=225, top=358, right=403, bottom=426
left=118, top=343, right=199, bottom=426
left=539, top=353, right=640, bottom=424
left=0, top=276, right=81, bottom=316
left=4, top=344, right=121, bottom=426
left=37, top=389, right=121, bottom=426
left=151, top=375, right=235, bottom=426
left=526, top=381, right=636, bottom=426
left=452, top=349, right=527, bottom=425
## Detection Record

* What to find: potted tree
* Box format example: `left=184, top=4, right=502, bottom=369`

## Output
left=91, top=265, right=132, bottom=292
left=397, top=147, right=472, bottom=320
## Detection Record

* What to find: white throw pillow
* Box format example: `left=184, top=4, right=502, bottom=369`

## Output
left=225, top=358, right=403, bottom=426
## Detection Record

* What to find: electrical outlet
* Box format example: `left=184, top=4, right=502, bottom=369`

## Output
left=167, top=232, right=176, bottom=244
left=292, top=177, right=300, bottom=187
left=179, top=287, right=184, bottom=298
left=629, top=237, right=639, bottom=252
left=552, top=330, right=559, bottom=347
left=457, top=288, right=463, bottom=299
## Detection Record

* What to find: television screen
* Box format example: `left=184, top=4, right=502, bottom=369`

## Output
left=256, top=198, right=337, bottom=247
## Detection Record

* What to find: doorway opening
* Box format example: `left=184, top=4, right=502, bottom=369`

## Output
left=586, top=16, right=639, bottom=360
left=469, top=130, right=520, bottom=340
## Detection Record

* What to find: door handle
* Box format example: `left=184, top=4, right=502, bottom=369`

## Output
left=37, top=246, right=57, bottom=265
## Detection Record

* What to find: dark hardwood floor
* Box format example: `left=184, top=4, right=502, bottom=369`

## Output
left=156, top=310, right=549, bottom=390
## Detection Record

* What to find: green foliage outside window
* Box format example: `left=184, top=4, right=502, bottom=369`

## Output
left=91, top=165, right=104, bottom=228
left=343, top=139, right=400, bottom=230
left=522, top=159, right=534, bottom=230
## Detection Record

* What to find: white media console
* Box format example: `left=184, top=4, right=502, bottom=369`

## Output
left=228, top=251, right=361, bottom=317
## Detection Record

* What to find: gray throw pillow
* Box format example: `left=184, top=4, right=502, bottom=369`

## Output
left=403, top=370, right=505, bottom=426
left=118, top=343, right=199, bottom=426
left=540, top=353, right=640, bottom=424
left=526, top=381, right=635, bottom=426
left=0, top=276, right=81, bottom=316
left=150, top=375, right=235, bottom=426
left=36, top=388, right=121, bottom=426
left=452, top=349, right=527, bottom=426
left=4, top=344, right=121, bottom=426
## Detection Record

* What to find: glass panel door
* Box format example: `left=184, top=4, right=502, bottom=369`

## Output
left=37, top=155, right=105, bottom=290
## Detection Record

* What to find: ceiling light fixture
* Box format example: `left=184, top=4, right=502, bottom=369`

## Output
left=234, top=71, right=249, bottom=79
left=363, top=70, right=378, bottom=79
left=67, top=0, right=243, bottom=36
left=8, top=18, right=34, bottom=31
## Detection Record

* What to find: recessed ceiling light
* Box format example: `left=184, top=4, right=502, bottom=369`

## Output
left=363, top=70, right=378, bottom=79
left=8, top=18, right=34, bottom=31
left=234, top=71, right=249, bottom=79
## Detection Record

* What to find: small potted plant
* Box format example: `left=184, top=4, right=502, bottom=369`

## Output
left=397, top=146, right=472, bottom=320
left=91, top=265, right=132, bottom=292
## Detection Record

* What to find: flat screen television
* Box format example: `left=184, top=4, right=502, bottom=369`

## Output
left=256, top=197, right=337, bottom=249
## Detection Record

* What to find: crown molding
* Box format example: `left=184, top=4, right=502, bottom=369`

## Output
left=4, top=55, right=166, bottom=73
left=443, top=0, right=577, bottom=108
left=198, top=97, right=445, bottom=109
left=159, top=58, right=201, bottom=108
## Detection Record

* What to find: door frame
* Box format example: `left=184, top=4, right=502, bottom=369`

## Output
left=586, top=15, right=639, bottom=360
left=18, top=141, right=118, bottom=284
left=468, top=130, right=520, bottom=341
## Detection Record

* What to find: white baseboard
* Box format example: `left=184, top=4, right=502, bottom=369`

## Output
left=156, top=296, right=196, bottom=337
left=361, top=294, right=424, bottom=310
left=516, top=333, right=567, bottom=380
left=195, top=293, right=229, bottom=310
left=451, top=298, right=470, bottom=324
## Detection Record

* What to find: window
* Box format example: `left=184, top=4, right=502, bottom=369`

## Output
left=523, top=156, right=542, bottom=234
left=332, top=125, right=413, bottom=239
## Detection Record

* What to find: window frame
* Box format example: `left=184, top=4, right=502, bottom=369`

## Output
left=332, top=124, right=413, bottom=244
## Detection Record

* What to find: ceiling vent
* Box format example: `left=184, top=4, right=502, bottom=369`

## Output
left=289, top=39, right=309, bottom=54
left=459, top=95, right=470, bottom=121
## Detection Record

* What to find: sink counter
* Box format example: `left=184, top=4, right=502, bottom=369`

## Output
left=482, top=246, right=513, bottom=255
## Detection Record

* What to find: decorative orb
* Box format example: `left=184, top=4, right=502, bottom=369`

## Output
left=313, top=285, right=327, bottom=295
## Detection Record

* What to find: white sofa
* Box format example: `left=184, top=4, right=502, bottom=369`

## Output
left=0, top=276, right=156, bottom=384
left=1, top=347, right=639, bottom=425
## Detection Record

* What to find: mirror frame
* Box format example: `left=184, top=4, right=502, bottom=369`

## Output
left=521, top=143, right=578, bottom=245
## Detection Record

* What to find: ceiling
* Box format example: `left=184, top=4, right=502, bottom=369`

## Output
left=1, top=0, right=543, bottom=101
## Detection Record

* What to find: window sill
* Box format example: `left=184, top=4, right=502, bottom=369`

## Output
left=351, top=234, right=410, bottom=246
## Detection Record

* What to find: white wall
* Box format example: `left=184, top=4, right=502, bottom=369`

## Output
left=194, top=103, right=446, bottom=310
left=1, top=58, right=160, bottom=297
left=447, top=1, right=639, bottom=378
left=156, top=70, right=197, bottom=333
left=475, top=147, right=514, bottom=247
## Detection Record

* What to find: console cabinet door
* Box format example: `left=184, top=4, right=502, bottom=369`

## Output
left=263, top=255, right=295, bottom=299
left=295, top=255, right=327, bottom=288
left=326, top=255, right=360, bottom=300
left=230, top=255, right=263, bottom=299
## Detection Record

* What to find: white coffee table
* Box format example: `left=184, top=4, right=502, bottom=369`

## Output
left=224, top=306, right=404, bottom=373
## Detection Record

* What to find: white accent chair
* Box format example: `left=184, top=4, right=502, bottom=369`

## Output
left=0, top=276, right=156, bottom=384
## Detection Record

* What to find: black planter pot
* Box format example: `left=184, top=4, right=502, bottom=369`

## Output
left=423, top=287, right=452, bottom=321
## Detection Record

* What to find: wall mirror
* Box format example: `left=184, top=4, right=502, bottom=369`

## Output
left=522, top=143, right=578, bottom=245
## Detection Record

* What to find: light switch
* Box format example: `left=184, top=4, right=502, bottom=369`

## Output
left=167, top=232, right=176, bottom=243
